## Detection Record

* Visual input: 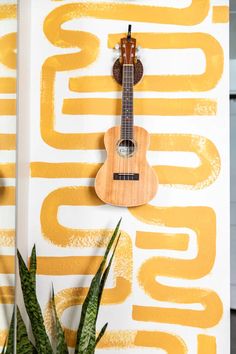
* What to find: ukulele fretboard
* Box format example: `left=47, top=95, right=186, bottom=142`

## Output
left=121, top=64, right=134, bottom=140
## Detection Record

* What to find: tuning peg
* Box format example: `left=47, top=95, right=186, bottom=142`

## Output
left=136, top=45, right=141, bottom=52
left=114, top=44, right=120, bottom=50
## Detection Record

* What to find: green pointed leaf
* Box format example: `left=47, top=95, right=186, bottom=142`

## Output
left=17, top=307, right=37, bottom=354
left=1, top=341, right=6, bottom=354
left=17, top=249, right=53, bottom=354
left=29, top=245, right=36, bottom=289
left=97, top=232, right=121, bottom=319
left=5, top=307, right=15, bottom=354
left=102, top=218, right=122, bottom=261
left=75, top=219, right=121, bottom=354
left=51, top=286, right=69, bottom=354
left=95, top=323, right=108, bottom=346
left=86, top=335, right=96, bottom=354
left=91, top=233, right=121, bottom=351
left=75, top=284, right=98, bottom=354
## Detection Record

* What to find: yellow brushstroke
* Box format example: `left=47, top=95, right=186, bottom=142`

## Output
left=0, top=287, right=14, bottom=346
left=41, top=6, right=220, bottom=151
left=69, top=32, right=223, bottom=93
left=30, top=162, right=101, bottom=179
left=0, top=185, right=15, bottom=247
left=135, top=331, right=187, bottom=353
left=36, top=256, right=102, bottom=275
left=0, top=5, right=16, bottom=20
left=0, top=33, right=16, bottom=69
left=55, top=327, right=188, bottom=351
left=0, top=134, right=16, bottom=150
left=0, top=187, right=15, bottom=205
left=0, top=11, right=16, bottom=339
left=0, top=256, right=14, bottom=274
left=40, top=30, right=100, bottom=149
left=0, top=78, right=16, bottom=93
left=0, top=100, right=16, bottom=115
left=212, top=6, right=229, bottom=23
left=40, top=185, right=132, bottom=270
left=0, top=164, right=15, bottom=178
left=136, top=232, right=189, bottom=251
left=131, top=205, right=223, bottom=328
left=44, top=2, right=210, bottom=29
left=62, top=98, right=217, bottom=116
left=0, top=286, right=14, bottom=304
left=108, top=32, right=223, bottom=92
left=150, top=134, right=221, bottom=190
left=0, top=230, right=15, bottom=247
left=0, top=330, right=7, bottom=347
left=31, top=133, right=220, bottom=190
left=198, top=335, right=216, bottom=353
left=42, top=185, right=132, bottom=340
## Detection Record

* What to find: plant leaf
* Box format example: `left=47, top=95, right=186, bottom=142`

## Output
left=5, top=306, right=15, bottom=354
left=97, top=232, right=121, bottom=319
left=1, top=340, right=6, bottom=354
left=51, top=286, right=69, bottom=354
left=29, top=245, right=36, bottom=290
left=102, top=218, right=122, bottom=261
left=93, top=233, right=121, bottom=350
left=95, top=323, right=108, bottom=346
left=17, top=307, right=37, bottom=354
left=17, top=249, right=53, bottom=354
left=75, top=219, right=121, bottom=354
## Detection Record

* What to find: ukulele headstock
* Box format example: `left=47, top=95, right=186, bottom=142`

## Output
left=120, top=25, right=136, bottom=65
left=113, top=25, right=143, bottom=86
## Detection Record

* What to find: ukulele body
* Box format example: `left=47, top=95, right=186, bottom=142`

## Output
left=95, top=125, right=158, bottom=207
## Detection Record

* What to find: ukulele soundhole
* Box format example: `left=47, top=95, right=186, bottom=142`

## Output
left=117, top=139, right=136, bottom=157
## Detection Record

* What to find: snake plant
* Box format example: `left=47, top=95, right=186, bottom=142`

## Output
left=2, top=220, right=121, bottom=354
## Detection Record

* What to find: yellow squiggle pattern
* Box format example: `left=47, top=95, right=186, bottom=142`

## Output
left=0, top=187, right=15, bottom=250
left=0, top=286, right=14, bottom=346
left=212, top=6, right=229, bottom=23
left=62, top=98, right=217, bottom=116
left=29, top=1, right=227, bottom=352
left=0, top=5, right=16, bottom=20
left=130, top=205, right=223, bottom=328
left=0, top=6, right=16, bottom=341
left=31, top=133, right=220, bottom=190
left=44, top=2, right=210, bottom=28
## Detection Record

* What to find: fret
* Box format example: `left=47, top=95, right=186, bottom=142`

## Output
left=121, top=64, right=134, bottom=140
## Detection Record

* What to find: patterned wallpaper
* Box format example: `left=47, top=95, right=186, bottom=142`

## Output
left=0, top=1, right=16, bottom=347
left=2, top=1, right=230, bottom=353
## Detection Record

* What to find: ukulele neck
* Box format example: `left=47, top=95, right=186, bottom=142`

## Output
left=121, top=64, right=134, bottom=140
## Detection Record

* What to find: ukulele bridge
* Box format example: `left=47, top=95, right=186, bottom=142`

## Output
left=113, top=173, right=139, bottom=181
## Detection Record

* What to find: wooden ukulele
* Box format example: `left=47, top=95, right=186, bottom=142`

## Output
left=95, top=26, right=158, bottom=207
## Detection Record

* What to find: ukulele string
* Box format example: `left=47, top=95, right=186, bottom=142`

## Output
left=124, top=64, right=126, bottom=180
left=129, top=64, right=131, bottom=181
left=129, top=64, right=133, bottom=181
left=128, top=64, right=131, bottom=181
left=125, top=64, right=128, bottom=180
left=130, top=64, right=132, bottom=181
left=127, top=64, right=129, bottom=180
left=126, top=65, right=128, bottom=180
left=122, top=61, right=126, bottom=181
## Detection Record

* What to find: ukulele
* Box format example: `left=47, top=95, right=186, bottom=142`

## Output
left=95, top=26, right=158, bottom=207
